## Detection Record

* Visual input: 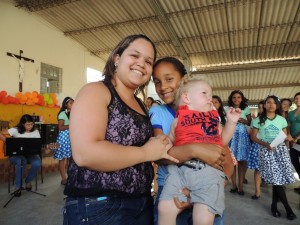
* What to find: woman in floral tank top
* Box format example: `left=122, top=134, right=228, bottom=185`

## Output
left=63, top=34, right=177, bottom=225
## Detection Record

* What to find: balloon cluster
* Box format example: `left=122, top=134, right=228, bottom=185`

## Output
left=0, top=90, right=59, bottom=107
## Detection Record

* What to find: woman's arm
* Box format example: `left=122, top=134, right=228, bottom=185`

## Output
left=70, top=83, right=175, bottom=172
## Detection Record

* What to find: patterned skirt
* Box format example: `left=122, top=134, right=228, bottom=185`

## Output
left=248, top=142, right=260, bottom=170
left=259, top=144, right=295, bottom=185
left=229, top=123, right=251, bottom=161
left=53, top=130, right=72, bottom=160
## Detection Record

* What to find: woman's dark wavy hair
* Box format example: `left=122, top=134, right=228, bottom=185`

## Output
left=212, top=95, right=226, bottom=126
left=153, top=57, right=187, bottom=78
left=58, top=97, right=74, bottom=119
left=16, top=114, right=36, bottom=134
left=102, top=34, right=157, bottom=96
left=259, top=95, right=282, bottom=125
left=228, top=90, right=248, bottom=110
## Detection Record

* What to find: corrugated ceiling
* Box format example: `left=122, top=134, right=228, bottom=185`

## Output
left=12, top=0, right=300, bottom=103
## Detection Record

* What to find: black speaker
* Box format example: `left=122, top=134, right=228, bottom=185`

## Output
left=41, top=124, right=59, bottom=144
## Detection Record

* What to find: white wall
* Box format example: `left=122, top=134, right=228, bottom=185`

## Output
left=0, top=1, right=104, bottom=103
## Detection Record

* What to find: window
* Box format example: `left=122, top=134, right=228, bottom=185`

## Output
left=40, top=63, right=62, bottom=94
left=86, top=67, right=103, bottom=83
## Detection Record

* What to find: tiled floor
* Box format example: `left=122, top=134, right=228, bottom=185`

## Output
left=0, top=170, right=299, bottom=225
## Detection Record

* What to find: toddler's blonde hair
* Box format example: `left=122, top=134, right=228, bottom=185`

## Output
left=175, top=74, right=212, bottom=108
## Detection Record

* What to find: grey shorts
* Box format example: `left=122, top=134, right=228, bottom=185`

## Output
left=159, top=164, right=225, bottom=215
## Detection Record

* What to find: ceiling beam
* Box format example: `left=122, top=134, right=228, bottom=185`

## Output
left=151, top=0, right=192, bottom=71
left=213, top=83, right=300, bottom=91
left=191, top=58, right=300, bottom=73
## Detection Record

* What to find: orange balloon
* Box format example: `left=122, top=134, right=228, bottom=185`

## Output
left=21, top=95, right=27, bottom=101
left=33, top=97, right=39, bottom=103
left=16, top=92, right=22, bottom=99
left=32, top=91, right=38, bottom=98
left=20, top=99, right=26, bottom=104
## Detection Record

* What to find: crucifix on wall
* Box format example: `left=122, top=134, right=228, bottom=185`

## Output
left=7, top=50, right=34, bottom=92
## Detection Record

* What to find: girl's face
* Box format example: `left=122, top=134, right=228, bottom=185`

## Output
left=232, top=93, right=242, bottom=107
left=281, top=100, right=290, bottom=112
left=264, top=98, right=277, bottom=113
left=258, top=103, right=264, bottom=114
left=153, top=62, right=182, bottom=104
left=24, top=122, right=34, bottom=132
left=212, top=98, right=221, bottom=110
left=114, top=38, right=155, bottom=89
left=294, top=95, right=300, bottom=107
left=66, top=100, right=74, bottom=110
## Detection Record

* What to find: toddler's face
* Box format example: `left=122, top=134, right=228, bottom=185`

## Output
left=186, top=81, right=213, bottom=112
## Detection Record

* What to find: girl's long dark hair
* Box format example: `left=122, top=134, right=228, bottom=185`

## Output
left=259, top=95, right=282, bottom=125
left=153, top=57, right=187, bottom=78
left=58, top=97, right=74, bottom=119
left=228, top=90, right=248, bottom=110
left=16, top=114, right=36, bottom=134
left=212, top=95, right=226, bottom=126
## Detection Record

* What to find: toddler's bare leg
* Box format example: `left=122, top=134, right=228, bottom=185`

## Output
left=158, top=199, right=180, bottom=225
left=193, top=203, right=215, bottom=225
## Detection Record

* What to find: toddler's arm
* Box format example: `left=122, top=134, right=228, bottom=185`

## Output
left=222, top=107, right=241, bottom=145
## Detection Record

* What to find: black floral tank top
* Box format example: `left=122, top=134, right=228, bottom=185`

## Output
left=64, top=80, right=154, bottom=197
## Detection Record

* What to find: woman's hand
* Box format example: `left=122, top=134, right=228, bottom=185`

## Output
left=142, top=134, right=178, bottom=163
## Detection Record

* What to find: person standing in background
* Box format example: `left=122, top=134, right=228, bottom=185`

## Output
left=247, top=100, right=264, bottom=200
left=227, top=90, right=251, bottom=196
left=281, top=98, right=292, bottom=119
left=287, top=92, right=300, bottom=194
left=53, top=97, right=74, bottom=185
left=212, top=95, right=226, bottom=127
left=251, top=95, right=296, bottom=220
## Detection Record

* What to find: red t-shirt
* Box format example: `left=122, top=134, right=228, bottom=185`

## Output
left=174, top=105, right=223, bottom=146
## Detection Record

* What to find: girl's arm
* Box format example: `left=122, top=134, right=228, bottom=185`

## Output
left=58, top=119, right=69, bottom=131
left=251, top=127, right=272, bottom=150
left=0, top=132, right=6, bottom=142
left=70, top=82, right=175, bottom=172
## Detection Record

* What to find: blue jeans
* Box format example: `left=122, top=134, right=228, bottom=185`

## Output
left=63, top=195, right=153, bottom=225
left=154, top=186, right=224, bottom=225
left=9, top=155, right=41, bottom=189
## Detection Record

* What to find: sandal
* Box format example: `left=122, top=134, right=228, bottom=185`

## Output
left=230, top=188, right=238, bottom=193
left=238, top=190, right=245, bottom=195
left=251, top=195, right=260, bottom=200
left=14, top=189, right=22, bottom=197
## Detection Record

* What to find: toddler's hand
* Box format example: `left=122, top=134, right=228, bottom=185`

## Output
left=226, top=107, right=242, bottom=124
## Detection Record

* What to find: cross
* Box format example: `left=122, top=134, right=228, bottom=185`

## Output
left=7, top=50, right=34, bottom=92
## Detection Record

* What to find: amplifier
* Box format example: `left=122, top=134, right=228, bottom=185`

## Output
left=40, top=124, right=58, bottom=144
